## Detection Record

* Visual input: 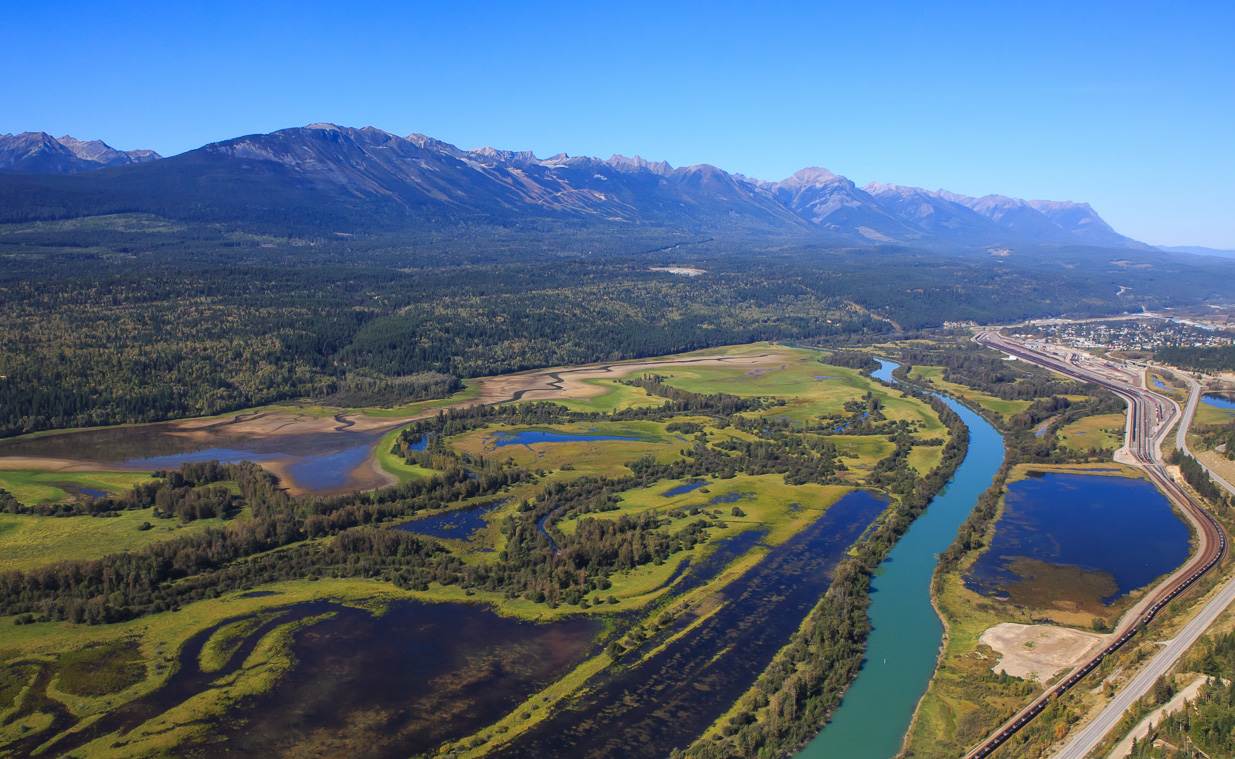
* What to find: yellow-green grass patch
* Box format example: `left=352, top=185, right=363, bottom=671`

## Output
left=908, top=444, right=946, bottom=475
left=558, top=474, right=850, bottom=547
left=1057, top=413, right=1126, bottom=453
left=552, top=379, right=666, bottom=414
left=650, top=349, right=949, bottom=437
left=0, top=470, right=152, bottom=506
left=829, top=436, right=897, bottom=472
left=653, top=357, right=868, bottom=421
left=0, top=509, right=226, bottom=572
left=373, top=427, right=435, bottom=482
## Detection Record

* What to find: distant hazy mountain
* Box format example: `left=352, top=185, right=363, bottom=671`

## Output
left=0, top=123, right=1149, bottom=250
left=765, top=169, right=921, bottom=243
left=862, top=183, right=1008, bottom=245
left=1160, top=246, right=1235, bottom=259
left=0, top=132, right=161, bottom=173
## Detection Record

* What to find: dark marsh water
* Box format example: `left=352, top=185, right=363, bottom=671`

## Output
left=490, top=490, right=889, bottom=759
left=205, top=600, right=601, bottom=759
left=394, top=499, right=505, bottom=541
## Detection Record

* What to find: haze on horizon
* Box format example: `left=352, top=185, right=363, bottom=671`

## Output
left=3, top=0, right=1232, bottom=248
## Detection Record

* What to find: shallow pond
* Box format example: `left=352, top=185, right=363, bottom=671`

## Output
left=395, top=500, right=505, bottom=541
left=966, top=472, right=1191, bottom=606
left=662, top=479, right=708, bottom=497
left=0, top=420, right=384, bottom=495
left=490, top=429, right=647, bottom=447
left=1202, top=393, right=1235, bottom=411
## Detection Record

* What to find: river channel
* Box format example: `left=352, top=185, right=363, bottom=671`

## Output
left=797, top=359, right=1006, bottom=759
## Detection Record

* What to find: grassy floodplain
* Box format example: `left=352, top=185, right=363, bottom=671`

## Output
left=1054, top=413, right=1128, bottom=454
left=0, top=509, right=234, bottom=573
left=0, top=342, right=963, bottom=759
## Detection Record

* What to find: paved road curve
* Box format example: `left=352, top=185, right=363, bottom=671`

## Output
left=1175, top=372, right=1235, bottom=497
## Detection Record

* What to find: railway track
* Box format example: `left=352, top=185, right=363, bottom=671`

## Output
left=962, top=331, right=1228, bottom=759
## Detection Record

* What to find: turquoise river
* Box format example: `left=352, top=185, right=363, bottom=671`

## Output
left=797, top=359, right=1006, bottom=758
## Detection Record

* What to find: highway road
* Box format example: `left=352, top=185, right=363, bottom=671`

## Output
left=1174, top=372, right=1235, bottom=498
left=1051, top=568, right=1235, bottom=759
left=961, top=331, right=1229, bottom=759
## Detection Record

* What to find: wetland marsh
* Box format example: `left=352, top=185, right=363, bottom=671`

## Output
left=0, top=343, right=972, bottom=759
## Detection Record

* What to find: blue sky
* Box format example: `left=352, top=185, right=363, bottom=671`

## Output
left=3, top=1, right=1233, bottom=247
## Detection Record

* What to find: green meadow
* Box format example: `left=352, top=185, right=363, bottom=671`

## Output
left=0, top=509, right=231, bottom=572
left=1056, top=412, right=1126, bottom=453
left=0, top=470, right=151, bottom=505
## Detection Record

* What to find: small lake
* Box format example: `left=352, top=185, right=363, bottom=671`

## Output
left=490, top=429, right=647, bottom=447
left=662, top=479, right=708, bottom=497
left=1202, top=393, right=1235, bottom=411
left=0, top=420, right=385, bottom=495
left=966, top=472, right=1190, bottom=606
left=395, top=500, right=505, bottom=541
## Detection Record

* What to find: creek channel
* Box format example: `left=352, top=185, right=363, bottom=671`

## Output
left=797, top=359, right=1006, bottom=759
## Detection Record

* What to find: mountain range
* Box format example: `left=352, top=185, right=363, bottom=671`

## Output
left=0, top=132, right=161, bottom=174
left=0, top=124, right=1149, bottom=251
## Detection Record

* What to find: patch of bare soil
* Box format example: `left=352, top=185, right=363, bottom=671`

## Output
left=0, top=456, right=127, bottom=472
left=980, top=622, right=1107, bottom=683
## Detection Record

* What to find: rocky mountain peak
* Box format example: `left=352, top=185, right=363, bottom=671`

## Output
left=778, top=166, right=841, bottom=188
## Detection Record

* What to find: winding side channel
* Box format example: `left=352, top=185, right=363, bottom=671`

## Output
left=797, top=359, right=1006, bottom=759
